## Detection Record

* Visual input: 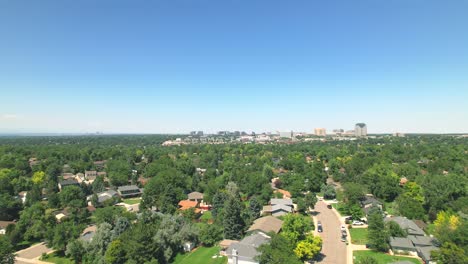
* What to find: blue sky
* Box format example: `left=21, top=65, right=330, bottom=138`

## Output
left=1, top=0, right=467, bottom=134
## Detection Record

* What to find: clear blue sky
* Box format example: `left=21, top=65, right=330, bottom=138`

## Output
left=1, top=0, right=467, bottom=134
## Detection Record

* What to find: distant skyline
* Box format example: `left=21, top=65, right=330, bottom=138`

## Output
left=1, top=1, right=467, bottom=134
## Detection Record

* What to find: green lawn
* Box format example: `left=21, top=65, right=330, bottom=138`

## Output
left=353, top=250, right=421, bottom=264
left=332, top=202, right=348, bottom=215
left=41, top=252, right=74, bottom=264
left=349, top=228, right=368, bottom=245
left=123, top=198, right=141, bottom=205
left=173, top=246, right=227, bottom=264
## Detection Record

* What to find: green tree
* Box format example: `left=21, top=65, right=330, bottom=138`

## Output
left=223, top=194, right=244, bottom=240
left=432, top=242, right=468, bottom=264
left=248, top=196, right=262, bottom=220
left=105, top=240, right=127, bottom=264
left=343, top=182, right=365, bottom=206
left=367, top=208, right=389, bottom=252
left=294, top=235, right=322, bottom=261
left=0, top=235, right=15, bottom=264
left=199, top=223, right=223, bottom=246
left=59, top=185, right=85, bottom=208
left=281, top=214, right=313, bottom=245
left=257, top=233, right=302, bottom=264
left=386, top=221, right=407, bottom=237
left=66, top=239, right=84, bottom=264
left=304, top=192, right=318, bottom=211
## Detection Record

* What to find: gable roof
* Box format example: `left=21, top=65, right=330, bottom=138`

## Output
left=417, top=246, right=439, bottom=262
left=389, top=237, right=415, bottom=250
left=0, top=221, right=15, bottom=229
left=408, top=235, right=437, bottom=247
left=187, top=191, right=204, bottom=200
left=360, top=195, right=383, bottom=206
left=60, top=179, right=79, bottom=186
left=271, top=204, right=293, bottom=213
left=178, top=200, right=198, bottom=210
left=247, top=216, right=283, bottom=234
left=226, top=232, right=271, bottom=262
left=117, top=185, right=140, bottom=192
left=270, top=198, right=293, bottom=206
left=385, top=217, right=425, bottom=236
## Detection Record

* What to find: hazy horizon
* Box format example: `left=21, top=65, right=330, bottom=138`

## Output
left=1, top=1, right=467, bottom=134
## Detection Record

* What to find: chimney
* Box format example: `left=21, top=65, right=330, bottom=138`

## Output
left=232, top=248, right=238, bottom=264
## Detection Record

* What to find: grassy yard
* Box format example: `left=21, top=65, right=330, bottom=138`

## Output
left=349, top=228, right=368, bottom=245
left=123, top=198, right=141, bottom=205
left=354, top=250, right=421, bottom=264
left=332, top=202, right=348, bottom=215
left=173, top=246, right=227, bottom=264
left=41, top=252, right=74, bottom=264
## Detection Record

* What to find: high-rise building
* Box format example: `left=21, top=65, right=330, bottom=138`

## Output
left=314, top=128, right=326, bottom=136
left=355, top=123, right=367, bottom=137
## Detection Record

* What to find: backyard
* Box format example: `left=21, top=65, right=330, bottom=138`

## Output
left=41, top=252, right=74, bottom=264
left=123, top=198, right=141, bottom=205
left=173, top=246, right=227, bottom=264
left=349, top=228, right=368, bottom=245
left=353, top=250, right=421, bottom=264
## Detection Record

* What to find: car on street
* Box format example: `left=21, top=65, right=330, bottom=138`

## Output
left=327, top=204, right=332, bottom=209
left=352, top=220, right=365, bottom=226
left=340, top=225, right=346, bottom=231
left=317, top=221, right=323, bottom=232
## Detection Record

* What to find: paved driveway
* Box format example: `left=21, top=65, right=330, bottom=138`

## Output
left=15, top=242, right=53, bottom=264
left=314, top=201, right=347, bottom=264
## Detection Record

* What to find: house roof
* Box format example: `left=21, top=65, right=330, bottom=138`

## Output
left=0, top=221, right=15, bottom=229
left=262, top=205, right=272, bottom=212
left=187, top=191, right=204, bottom=200
left=408, top=235, right=437, bottom=247
left=389, top=237, right=415, bottom=250
left=271, top=204, right=293, bottom=213
left=219, top=239, right=239, bottom=248
left=60, top=179, right=79, bottom=186
left=178, top=200, right=198, bottom=210
left=413, top=220, right=427, bottom=230
left=417, top=246, right=439, bottom=261
left=117, top=185, right=140, bottom=192
left=385, top=217, right=425, bottom=236
left=360, top=195, right=383, bottom=206
left=247, top=216, right=283, bottom=234
left=226, top=232, right=271, bottom=262
left=270, top=198, right=293, bottom=206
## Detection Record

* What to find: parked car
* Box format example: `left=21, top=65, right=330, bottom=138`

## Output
left=340, top=225, right=346, bottom=231
left=317, top=221, right=323, bottom=233
left=327, top=204, right=332, bottom=209
left=352, top=221, right=365, bottom=226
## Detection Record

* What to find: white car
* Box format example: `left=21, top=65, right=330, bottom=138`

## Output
left=340, top=225, right=346, bottom=231
left=352, top=221, right=364, bottom=226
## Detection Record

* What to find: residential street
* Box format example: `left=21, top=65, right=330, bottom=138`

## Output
left=314, top=201, right=347, bottom=264
left=15, top=242, right=53, bottom=264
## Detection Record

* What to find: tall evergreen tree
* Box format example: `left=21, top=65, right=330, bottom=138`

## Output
left=223, top=194, right=244, bottom=240
left=367, top=208, right=389, bottom=252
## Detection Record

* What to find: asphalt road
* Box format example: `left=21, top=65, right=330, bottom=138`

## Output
left=314, top=201, right=347, bottom=264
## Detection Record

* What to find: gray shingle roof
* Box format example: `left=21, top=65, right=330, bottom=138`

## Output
left=270, top=198, right=293, bottom=206
left=417, top=246, right=439, bottom=262
left=187, top=191, right=204, bottom=200
left=408, top=235, right=437, bottom=247
left=226, top=232, right=271, bottom=262
left=389, top=237, right=415, bottom=250
left=117, top=185, right=140, bottom=192
left=385, top=217, right=425, bottom=236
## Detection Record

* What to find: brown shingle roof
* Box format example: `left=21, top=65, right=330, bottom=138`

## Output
left=247, top=216, right=283, bottom=234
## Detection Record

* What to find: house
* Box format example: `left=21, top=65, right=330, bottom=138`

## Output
left=389, top=237, right=417, bottom=256
left=54, top=211, right=69, bottom=222
left=62, top=173, right=75, bottom=180
left=408, top=235, right=438, bottom=248
left=385, top=217, right=425, bottom=236
left=117, top=185, right=142, bottom=198
left=413, top=220, right=427, bottom=231
left=360, top=195, right=383, bottom=214
left=178, top=200, right=201, bottom=213
left=247, top=216, right=283, bottom=234
left=226, top=232, right=271, bottom=264
left=262, top=198, right=294, bottom=217
left=417, top=246, right=439, bottom=264
left=80, top=225, right=97, bottom=242
left=0, top=221, right=14, bottom=235
left=187, top=191, right=204, bottom=202
left=85, top=170, right=98, bottom=179
left=220, top=239, right=239, bottom=255
left=93, top=160, right=107, bottom=170
left=58, top=179, right=80, bottom=191
left=87, top=190, right=119, bottom=205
